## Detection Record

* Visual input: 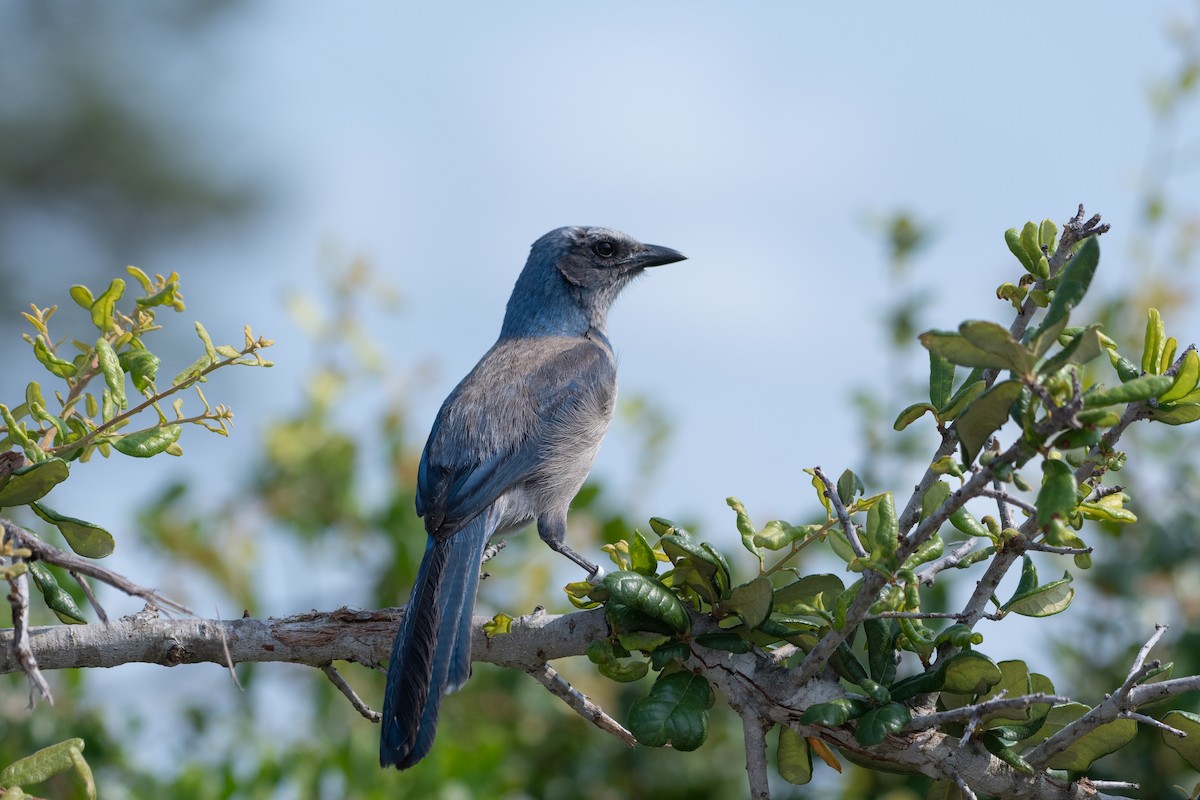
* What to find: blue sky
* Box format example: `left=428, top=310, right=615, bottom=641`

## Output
left=147, top=2, right=1193, bottom=534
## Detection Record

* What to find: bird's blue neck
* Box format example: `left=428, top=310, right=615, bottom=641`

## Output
left=499, top=265, right=604, bottom=340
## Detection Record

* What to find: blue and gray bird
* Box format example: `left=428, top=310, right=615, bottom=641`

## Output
left=380, top=226, right=686, bottom=769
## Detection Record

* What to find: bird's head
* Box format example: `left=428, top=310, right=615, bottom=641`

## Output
left=503, top=226, right=686, bottom=338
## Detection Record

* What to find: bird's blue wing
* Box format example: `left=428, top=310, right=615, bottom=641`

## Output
left=416, top=337, right=614, bottom=538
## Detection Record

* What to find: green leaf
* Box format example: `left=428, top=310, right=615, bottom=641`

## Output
left=112, top=425, right=183, bottom=458
left=772, top=573, right=844, bottom=611
left=1148, top=403, right=1200, bottom=425
left=586, top=639, right=649, bottom=683
left=89, top=279, right=125, bottom=332
left=726, top=497, right=762, bottom=565
left=799, top=698, right=868, bottom=726
left=954, top=380, right=1023, bottom=464
left=649, top=641, right=690, bottom=670
left=891, top=399, right=932, bottom=431
left=0, top=458, right=69, bottom=508
left=866, top=492, right=899, bottom=568
left=1002, top=571, right=1073, bottom=617
left=722, top=575, right=773, bottom=628
left=0, top=738, right=93, bottom=797
left=1143, top=308, right=1165, bottom=374
left=118, top=349, right=161, bottom=394
left=836, top=468, right=864, bottom=505
left=938, top=377, right=986, bottom=422
left=32, top=335, right=78, bottom=379
left=854, top=702, right=911, bottom=746
left=921, top=480, right=950, bottom=520
left=889, top=667, right=944, bottom=702
left=628, top=671, right=714, bottom=751
left=606, top=601, right=677, bottom=637
left=27, top=562, right=87, bottom=624
left=1083, top=374, right=1174, bottom=407
left=31, top=502, right=115, bottom=559
left=940, top=650, right=1003, bottom=695
left=1019, top=221, right=1041, bottom=270
left=865, top=617, right=899, bottom=684
left=1159, top=347, right=1200, bottom=403
left=1005, top=227, right=1036, bottom=272
left=777, top=726, right=813, bottom=785
left=94, top=338, right=127, bottom=411
left=69, top=285, right=95, bottom=310
left=1038, top=325, right=1103, bottom=376
left=978, top=660, right=1034, bottom=726
left=1012, top=555, right=1038, bottom=599
left=694, top=632, right=752, bottom=654
left=1028, top=237, right=1100, bottom=345
left=902, top=532, right=944, bottom=570
left=1038, top=219, right=1058, bottom=251
left=918, top=330, right=1013, bottom=371
left=1036, top=459, right=1077, bottom=526
left=1040, top=706, right=1137, bottom=771
left=629, top=530, right=658, bottom=576
left=604, top=571, right=690, bottom=635
left=929, top=351, right=955, bottom=408
left=1161, top=710, right=1200, bottom=770
left=959, top=320, right=1036, bottom=375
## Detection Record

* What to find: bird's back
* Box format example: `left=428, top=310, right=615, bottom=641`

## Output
left=416, top=331, right=617, bottom=539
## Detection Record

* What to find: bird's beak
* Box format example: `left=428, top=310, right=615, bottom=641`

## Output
left=635, top=244, right=688, bottom=269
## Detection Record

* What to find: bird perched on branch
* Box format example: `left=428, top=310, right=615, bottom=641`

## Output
left=380, top=226, right=686, bottom=769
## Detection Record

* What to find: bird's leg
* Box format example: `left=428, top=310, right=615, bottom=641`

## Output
left=537, top=511, right=606, bottom=582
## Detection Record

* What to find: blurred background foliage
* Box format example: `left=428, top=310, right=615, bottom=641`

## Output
left=2, top=3, right=1200, bottom=800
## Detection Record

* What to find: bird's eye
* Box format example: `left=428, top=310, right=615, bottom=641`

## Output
left=592, top=240, right=616, bottom=258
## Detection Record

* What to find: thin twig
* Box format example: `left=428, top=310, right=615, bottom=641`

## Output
left=1126, top=623, right=1168, bottom=685
left=8, top=567, right=52, bottom=707
left=909, top=693, right=1068, bottom=733
left=2, top=521, right=192, bottom=615
left=523, top=662, right=636, bottom=746
left=1088, top=780, right=1139, bottom=791
left=992, top=479, right=1014, bottom=531
left=979, top=488, right=1035, bottom=516
left=1022, top=541, right=1093, bottom=556
left=70, top=571, right=108, bottom=624
left=949, top=766, right=978, bottom=800
left=1026, top=625, right=1171, bottom=769
left=322, top=663, right=381, bottom=722
left=216, top=606, right=243, bottom=691
left=1121, top=711, right=1183, bottom=736
left=916, top=539, right=979, bottom=586
left=869, top=611, right=966, bottom=620
left=812, top=467, right=868, bottom=559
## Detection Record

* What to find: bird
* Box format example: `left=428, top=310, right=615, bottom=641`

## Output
left=380, top=226, right=686, bottom=770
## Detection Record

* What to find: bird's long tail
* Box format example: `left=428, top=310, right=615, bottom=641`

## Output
left=380, top=510, right=493, bottom=769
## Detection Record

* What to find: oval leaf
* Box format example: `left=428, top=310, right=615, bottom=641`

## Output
left=628, top=671, right=714, bottom=751
left=1083, top=375, right=1174, bottom=408
left=1003, top=572, right=1074, bottom=617
left=604, top=571, right=690, bottom=635
left=31, top=502, right=116, bottom=558
left=954, top=380, right=1024, bottom=465
left=112, top=424, right=182, bottom=458
left=722, top=575, right=773, bottom=629
left=940, top=650, right=1003, bottom=695
left=777, top=726, right=813, bottom=785
left=0, top=458, right=69, bottom=508
left=854, top=702, right=912, bottom=746
left=1161, top=710, right=1200, bottom=770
